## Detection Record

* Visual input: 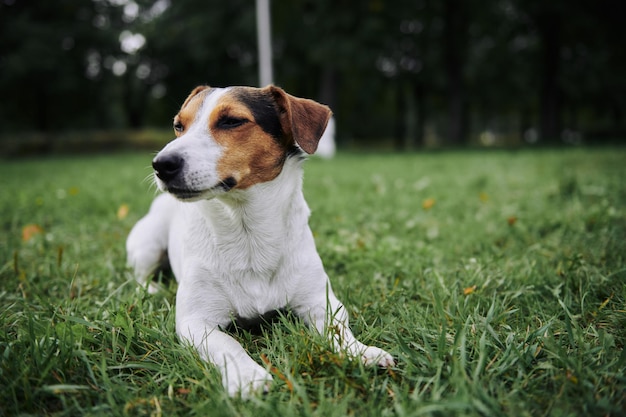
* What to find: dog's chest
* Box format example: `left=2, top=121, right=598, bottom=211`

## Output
left=224, top=269, right=293, bottom=318
left=186, top=210, right=299, bottom=317
left=172, top=183, right=315, bottom=320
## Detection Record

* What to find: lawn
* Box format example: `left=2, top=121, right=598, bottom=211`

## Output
left=1, top=148, right=625, bottom=416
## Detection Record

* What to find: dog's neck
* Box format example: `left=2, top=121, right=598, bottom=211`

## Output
left=191, top=157, right=310, bottom=273
left=216, top=156, right=307, bottom=221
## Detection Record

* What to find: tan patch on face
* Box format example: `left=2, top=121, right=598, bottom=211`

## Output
left=173, top=86, right=211, bottom=137
left=209, top=89, right=286, bottom=189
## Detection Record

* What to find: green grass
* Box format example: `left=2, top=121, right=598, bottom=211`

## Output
left=1, top=148, right=625, bottom=416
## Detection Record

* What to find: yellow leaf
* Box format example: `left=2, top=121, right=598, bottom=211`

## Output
left=599, top=294, right=612, bottom=310
left=22, top=224, right=44, bottom=242
left=566, top=370, right=578, bottom=384
left=117, top=204, right=129, bottom=220
left=463, top=285, right=477, bottom=295
left=422, top=198, right=436, bottom=210
left=479, top=192, right=489, bottom=202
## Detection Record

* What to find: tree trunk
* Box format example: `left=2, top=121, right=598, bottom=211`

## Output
left=35, top=85, right=53, bottom=153
left=537, top=11, right=561, bottom=143
left=124, top=71, right=147, bottom=129
left=394, top=80, right=406, bottom=151
left=443, top=0, right=469, bottom=146
left=413, top=81, right=425, bottom=148
left=318, top=67, right=338, bottom=110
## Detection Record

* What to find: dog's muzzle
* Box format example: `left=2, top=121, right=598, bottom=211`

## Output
left=153, top=154, right=184, bottom=183
left=152, top=153, right=236, bottom=200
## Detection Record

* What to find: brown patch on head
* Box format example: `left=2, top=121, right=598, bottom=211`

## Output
left=172, top=84, right=332, bottom=191
left=173, top=86, right=211, bottom=137
left=209, top=87, right=287, bottom=189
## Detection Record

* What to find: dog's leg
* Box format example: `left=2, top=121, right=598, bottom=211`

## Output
left=178, top=324, right=273, bottom=397
left=176, top=284, right=273, bottom=397
left=299, top=289, right=395, bottom=368
left=126, top=194, right=175, bottom=293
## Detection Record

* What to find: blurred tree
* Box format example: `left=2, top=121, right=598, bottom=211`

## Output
left=272, top=0, right=442, bottom=148
left=556, top=0, right=626, bottom=141
left=272, top=0, right=386, bottom=140
left=521, top=0, right=565, bottom=143
left=142, top=0, right=258, bottom=94
left=1, top=0, right=624, bottom=147
left=0, top=1, right=118, bottom=133
left=443, top=0, right=469, bottom=145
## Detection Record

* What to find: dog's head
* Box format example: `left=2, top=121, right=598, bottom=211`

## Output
left=152, top=85, right=332, bottom=201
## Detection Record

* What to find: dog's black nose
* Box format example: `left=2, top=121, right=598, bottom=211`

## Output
left=152, top=154, right=184, bottom=182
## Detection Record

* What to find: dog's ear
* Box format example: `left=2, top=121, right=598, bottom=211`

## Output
left=181, top=85, right=210, bottom=109
left=266, top=86, right=332, bottom=154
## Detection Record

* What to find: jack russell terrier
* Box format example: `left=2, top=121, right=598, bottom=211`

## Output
left=126, top=85, right=394, bottom=397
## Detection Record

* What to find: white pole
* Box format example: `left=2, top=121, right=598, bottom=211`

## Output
left=256, top=0, right=273, bottom=86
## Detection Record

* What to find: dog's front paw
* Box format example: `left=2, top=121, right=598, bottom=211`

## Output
left=361, top=346, right=395, bottom=368
left=223, top=362, right=273, bottom=398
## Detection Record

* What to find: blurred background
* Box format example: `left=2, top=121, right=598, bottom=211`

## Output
left=1, top=0, right=625, bottom=154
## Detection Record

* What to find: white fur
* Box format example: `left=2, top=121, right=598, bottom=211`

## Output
left=315, top=116, right=336, bottom=159
left=126, top=87, right=394, bottom=397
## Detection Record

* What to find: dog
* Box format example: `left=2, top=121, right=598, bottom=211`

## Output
left=126, top=85, right=394, bottom=397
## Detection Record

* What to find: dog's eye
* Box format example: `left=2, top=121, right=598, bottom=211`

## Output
left=173, top=121, right=184, bottom=132
left=217, top=116, right=248, bottom=129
